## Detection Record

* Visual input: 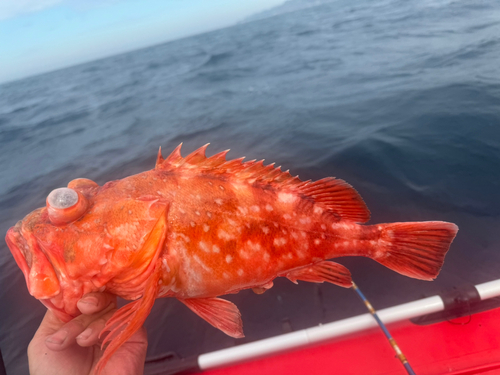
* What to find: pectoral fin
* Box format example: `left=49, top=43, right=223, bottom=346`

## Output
left=94, top=260, right=162, bottom=375
left=180, top=297, right=244, bottom=338
left=285, top=261, right=352, bottom=288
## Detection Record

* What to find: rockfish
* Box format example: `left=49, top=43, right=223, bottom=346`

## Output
left=5, top=144, right=458, bottom=373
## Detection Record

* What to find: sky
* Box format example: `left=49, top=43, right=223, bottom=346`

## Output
left=0, top=0, right=286, bottom=84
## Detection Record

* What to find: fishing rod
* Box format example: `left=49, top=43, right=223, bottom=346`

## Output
left=352, top=282, right=416, bottom=375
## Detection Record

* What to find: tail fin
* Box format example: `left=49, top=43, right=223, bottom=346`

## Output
left=373, top=221, right=458, bottom=281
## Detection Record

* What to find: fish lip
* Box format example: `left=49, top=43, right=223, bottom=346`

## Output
left=5, top=224, right=31, bottom=287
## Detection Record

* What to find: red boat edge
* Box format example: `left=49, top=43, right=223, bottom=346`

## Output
left=147, top=279, right=500, bottom=375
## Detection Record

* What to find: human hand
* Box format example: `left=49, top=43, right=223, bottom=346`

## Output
left=28, top=292, right=147, bottom=375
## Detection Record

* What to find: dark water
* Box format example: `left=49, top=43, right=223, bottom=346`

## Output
left=1, top=0, right=500, bottom=373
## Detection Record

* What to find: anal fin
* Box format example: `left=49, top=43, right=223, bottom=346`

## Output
left=285, top=261, right=352, bottom=288
left=180, top=297, right=244, bottom=338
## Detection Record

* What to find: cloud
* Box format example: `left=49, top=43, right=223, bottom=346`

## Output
left=0, top=0, right=64, bottom=20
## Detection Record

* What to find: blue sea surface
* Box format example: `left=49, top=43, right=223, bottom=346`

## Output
left=1, top=0, right=500, bottom=373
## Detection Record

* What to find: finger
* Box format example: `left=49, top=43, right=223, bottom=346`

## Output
left=77, top=292, right=117, bottom=315
left=34, top=309, right=67, bottom=337
left=76, top=308, right=116, bottom=347
left=45, top=302, right=115, bottom=351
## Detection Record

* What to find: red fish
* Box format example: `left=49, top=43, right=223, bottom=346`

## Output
left=5, top=144, right=458, bottom=373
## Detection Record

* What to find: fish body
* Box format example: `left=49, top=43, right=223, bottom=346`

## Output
left=5, top=144, right=458, bottom=373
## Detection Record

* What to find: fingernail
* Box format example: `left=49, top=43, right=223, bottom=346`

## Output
left=46, top=330, right=68, bottom=345
left=79, top=296, right=98, bottom=306
left=77, top=328, right=92, bottom=341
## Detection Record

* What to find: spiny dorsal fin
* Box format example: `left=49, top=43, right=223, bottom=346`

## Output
left=156, top=144, right=303, bottom=188
left=155, top=147, right=164, bottom=169
left=156, top=144, right=370, bottom=223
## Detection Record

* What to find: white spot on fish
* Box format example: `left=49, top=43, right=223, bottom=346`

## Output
left=226, top=254, right=233, bottom=263
left=262, top=226, right=270, bottom=234
left=208, top=181, right=213, bottom=186
left=247, top=240, right=261, bottom=251
left=301, top=231, right=307, bottom=238
left=190, top=221, right=196, bottom=227
left=179, top=207, right=186, bottom=214
left=283, top=214, right=292, bottom=220
left=196, top=195, right=201, bottom=200
left=370, top=240, right=377, bottom=245
left=321, top=224, right=326, bottom=230
left=286, top=253, right=293, bottom=259
left=218, top=229, right=235, bottom=241
left=177, top=233, right=190, bottom=243
left=195, top=210, right=201, bottom=216
left=206, top=211, right=212, bottom=218
left=238, top=206, right=248, bottom=215
left=203, top=224, right=210, bottom=232
left=314, top=239, right=321, bottom=245
left=128, top=210, right=132, bottom=215
left=103, top=243, right=114, bottom=250
left=219, top=185, right=225, bottom=191
left=344, top=241, right=349, bottom=246
left=162, top=259, right=170, bottom=272
left=237, top=269, right=244, bottom=276
left=265, top=204, right=273, bottom=211
left=213, top=244, right=220, bottom=253
left=314, top=206, right=323, bottom=215
left=251, top=205, right=260, bottom=212
left=263, top=252, right=270, bottom=262
left=193, top=254, right=211, bottom=272
left=199, top=241, right=210, bottom=252
left=240, top=249, right=251, bottom=259
left=227, top=218, right=237, bottom=226
left=291, top=232, right=298, bottom=239
left=223, top=272, right=230, bottom=279
left=274, top=238, right=287, bottom=246
left=299, top=217, right=312, bottom=225
left=278, top=192, right=297, bottom=204
left=215, top=198, right=223, bottom=206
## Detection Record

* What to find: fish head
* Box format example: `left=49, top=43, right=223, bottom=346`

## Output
left=5, top=176, right=170, bottom=320
left=5, top=178, right=104, bottom=319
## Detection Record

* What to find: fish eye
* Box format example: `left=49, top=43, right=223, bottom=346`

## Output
left=47, top=188, right=79, bottom=209
left=46, top=187, right=88, bottom=225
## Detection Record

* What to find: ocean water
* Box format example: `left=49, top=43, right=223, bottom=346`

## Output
left=1, top=0, right=500, bottom=373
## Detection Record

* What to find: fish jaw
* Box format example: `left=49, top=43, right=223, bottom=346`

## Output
left=5, top=224, right=31, bottom=288
left=5, top=222, right=61, bottom=300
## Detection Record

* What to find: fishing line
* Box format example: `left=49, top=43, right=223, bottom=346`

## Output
left=352, top=282, right=417, bottom=375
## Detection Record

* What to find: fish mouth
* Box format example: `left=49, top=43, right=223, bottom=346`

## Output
left=6, top=220, right=61, bottom=300
left=5, top=222, right=31, bottom=287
